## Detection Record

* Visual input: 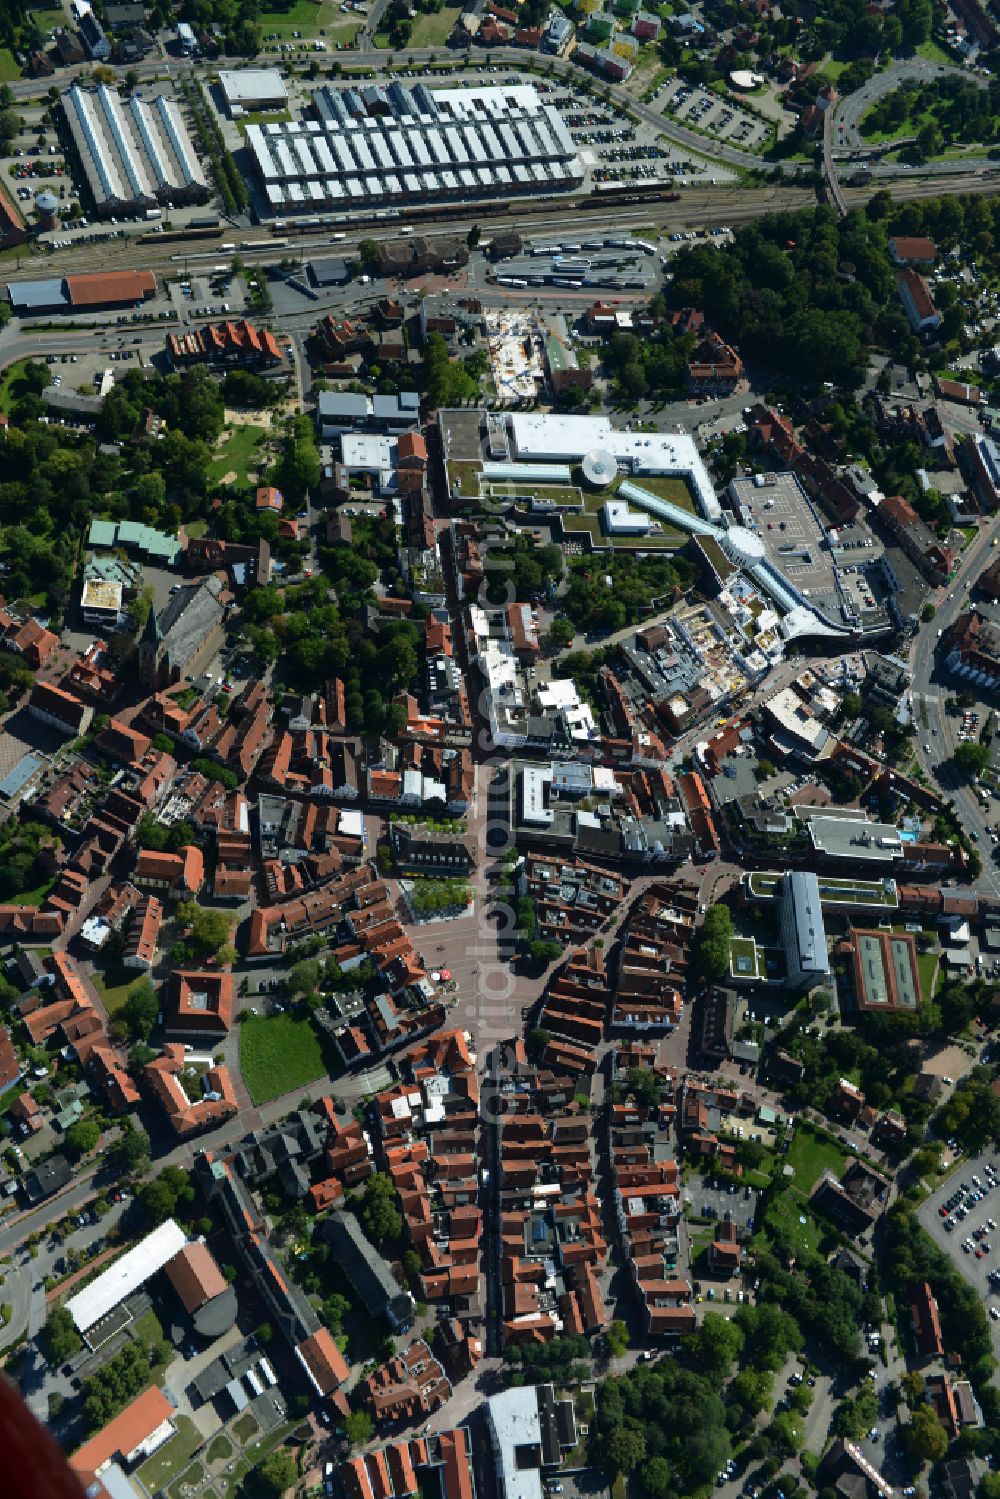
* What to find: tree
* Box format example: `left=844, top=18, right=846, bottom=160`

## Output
left=526, top=1027, right=550, bottom=1061
left=953, top=741, right=989, bottom=778
left=686, top=1311, right=744, bottom=1377
left=549, top=616, right=575, bottom=650
left=344, top=1410, right=374, bottom=1447
left=607, top=1426, right=647, bottom=1474
left=606, top=1320, right=629, bottom=1357
left=65, top=1119, right=101, bottom=1159
left=138, top=1166, right=194, bottom=1225
left=695, top=904, right=734, bottom=982
left=43, top=1305, right=81, bottom=1366
left=174, top=901, right=231, bottom=960
left=358, top=1172, right=403, bottom=1246
left=904, top=1405, right=948, bottom=1464
left=244, top=1449, right=297, bottom=1498
left=112, top=1127, right=151, bottom=1174
left=289, top=960, right=321, bottom=994
left=120, top=979, right=158, bottom=1042
left=358, top=239, right=380, bottom=272
left=920, top=603, right=936, bottom=624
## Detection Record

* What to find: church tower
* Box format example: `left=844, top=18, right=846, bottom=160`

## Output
left=137, top=603, right=163, bottom=693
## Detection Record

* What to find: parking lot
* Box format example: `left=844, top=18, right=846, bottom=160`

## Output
left=545, top=86, right=737, bottom=185
left=686, top=1176, right=758, bottom=1231
left=917, top=1151, right=1000, bottom=1361
left=167, top=268, right=247, bottom=326
left=658, top=79, right=771, bottom=153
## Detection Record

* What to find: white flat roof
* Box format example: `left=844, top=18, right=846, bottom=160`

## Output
left=487, top=1388, right=545, bottom=1499
left=219, top=69, right=288, bottom=104
left=68, top=1219, right=186, bottom=1332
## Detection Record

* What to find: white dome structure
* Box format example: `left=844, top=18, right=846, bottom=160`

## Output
left=581, top=448, right=618, bottom=488
left=721, top=525, right=766, bottom=566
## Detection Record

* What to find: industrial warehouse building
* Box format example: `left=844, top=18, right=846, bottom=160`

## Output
left=62, top=82, right=210, bottom=217
left=246, top=82, right=582, bottom=214
left=8, top=268, right=157, bottom=315
left=218, top=68, right=289, bottom=115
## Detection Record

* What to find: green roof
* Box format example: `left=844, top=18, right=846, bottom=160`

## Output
left=88, top=519, right=117, bottom=548
left=87, top=518, right=180, bottom=565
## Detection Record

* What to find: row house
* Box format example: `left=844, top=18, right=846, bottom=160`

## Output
left=361, top=1339, right=451, bottom=1427
left=339, top=1429, right=476, bottom=1499
left=536, top=945, right=611, bottom=1079
left=247, top=864, right=375, bottom=956
left=607, top=1069, right=689, bottom=1337
left=374, top=1031, right=481, bottom=1318
left=166, top=318, right=283, bottom=369
left=613, top=882, right=694, bottom=1032
left=497, top=1093, right=608, bottom=1345
left=519, top=852, right=627, bottom=948
left=259, top=729, right=359, bottom=801
left=679, top=1076, right=743, bottom=1173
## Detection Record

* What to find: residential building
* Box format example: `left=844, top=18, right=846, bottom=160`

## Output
left=889, top=236, right=936, bottom=266
left=897, top=269, right=941, bottom=334
left=28, top=682, right=93, bottom=738
left=121, top=896, right=163, bottom=971
left=908, top=1280, right=944, bottom=1359
left=875, top=493, right=953, bottom=584
left=945, top=609, right=1000, bottom=690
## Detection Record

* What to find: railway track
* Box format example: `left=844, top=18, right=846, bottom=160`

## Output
left=3, top=173, right=997, bottom=291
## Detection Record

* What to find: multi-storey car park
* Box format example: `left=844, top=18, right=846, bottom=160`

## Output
left=245, top=82, right=583, bottom=215
left=61, top=83, right=210, bottom=217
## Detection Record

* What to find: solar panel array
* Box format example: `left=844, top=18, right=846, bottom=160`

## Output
left=248, top=83, right=583, bottom=210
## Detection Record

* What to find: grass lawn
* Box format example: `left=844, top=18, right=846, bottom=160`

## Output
left=137, top=1415, right=204, bottom=1494
left=232, top=1413, right=259, bottom=1443
left=258, top=0, right=334, bottom=32
left=785, top=1126, right=847, bottom=1194
left=185, top=519, right=208, bottom=539
left=917, top=38, right=954, bottom=65
left=0, top=50, right=20, bottom=82
left=92, top=967, right=152, bottom=1017
left=240, top=1012, right=326, bottom=1105
left=0, top=359, right=32, bottom=417
left=167, top=1462, right=205, bottom=1499
left=207, top=1435, right=233, bottom=1464
left=408, top=5, right=460, bottom=45
left=217, top=1423, right=298, bottom=1499
left=209, top=424, right=267, bottom=486
left=764, top=1188, right=822, bottom=1257
left=9, top=878, right=56, bottom=908
left=917, top=949, right=939, bottom=998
